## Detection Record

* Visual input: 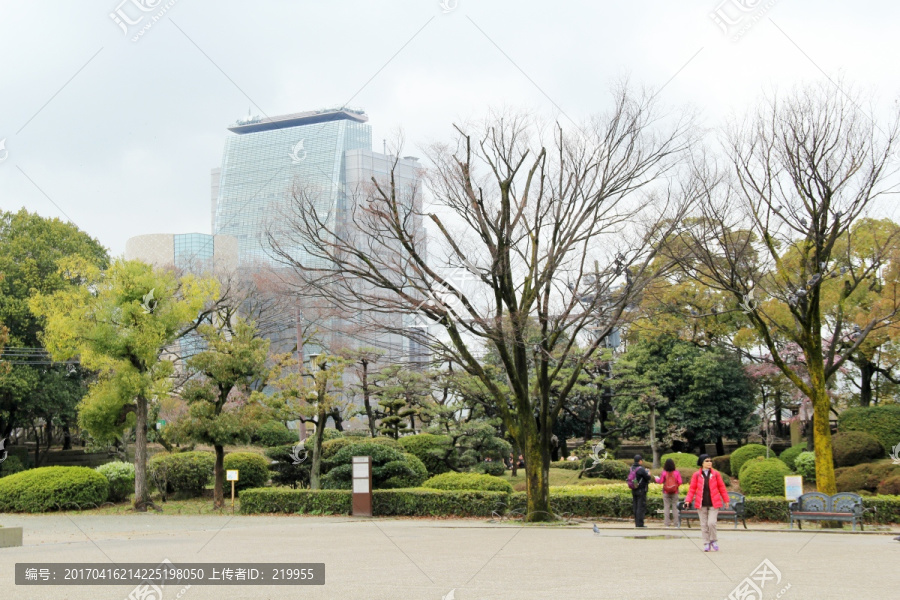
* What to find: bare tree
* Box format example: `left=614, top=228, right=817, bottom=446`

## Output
left=269, top=86, right=696, bottom=520
left=672, top=81, right=900, bottom=494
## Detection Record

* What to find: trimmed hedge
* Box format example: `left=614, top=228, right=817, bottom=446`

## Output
left=778, top=445, right=808, bottom=471
left=731, top=444, right=769, bottom=477
left=712, top=455, right=731, bottom=476
left=835, top=462, right=900, bottom=493
left=794, top=452, right=816, bottom=482
left=838, top=405, right=900, bottom=454
left=320, top=438, right=355, bottom=460
left=422, top=472, right=513, bottom=494
left=738, top=457, right=791, bottom=496
left=321, top=442, right=427, bottom=489
left=239, top=487, right=506, bottom=517
left=398, top=433, right=454, bottom=475
left=551, top=460, right=583, bottom=471
left=224, top=452, right=270, bottom=492
left=0, top=466, right=109, bottom=512
left=252, top=422, right=297, bottom=447
left=95, top=461, right=135, bottom=503
left=660, top=452, right=698, bottom=469
left=149, top=451, right=214, bottom=498
left=831, top=431, right=884, bottom=467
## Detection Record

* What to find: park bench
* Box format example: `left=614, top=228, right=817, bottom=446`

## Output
left=789, top=492, right=868, bottom=531
left=677, top=492, right=747, bottom=530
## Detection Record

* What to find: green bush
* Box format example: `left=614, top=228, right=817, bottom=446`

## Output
left=712, top=455, right=731, bottom=475
left=422, top=472, right=513, bottom=494
left=321, top=428, right=344, bottom=441
left=794, top=451, right=816, bottom=482
left=864, top=495, right=900, bottom=523
left=321, top=442, right=427, bottom=489
left=240, top=488, right=351, bottom=515
left=368, top=437, right=401, bottom=448
left=321, top=438, right=355, bottom=460
left=831, top=431, right=884, bottom=467
left=778, top=445, right=808, bottom=471
left=743, top=496, right=791, bottom=521
left=398, top=433, right=454, bottom=475
left=550, top=460, right=584, bottom=471
left=224, top=452, right=270, bottom=492
left=586, top=459, right=630, bottom=480
left=731, top=444, right=769, bottom=477
left=95, top=461, right=135, bottom=503
left=877, top=476, right=900, bottom=495
left=738, top=457, right=791, bottom=496
left=251, top=422, right=297, bottom=447
left=149, top=451, right=214, bottom=498
left=472, top=461, right=506, bottom=477
left=0, top=455, right=26, bottom=477
left=0, top=466, right=109, bottom=512
left=660, top=452, right=698, bottom=469
left=838, top=405, right=900, bottom=454
left=835, top=462, right=900, bottom=493
left=264, top=444, right=310, bottom=489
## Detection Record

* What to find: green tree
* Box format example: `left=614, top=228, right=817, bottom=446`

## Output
left=170, top=319, right=270, bottom=508
left=0, top=209, right=108, bottom=441
left=31, top=258, right=218, bottom=510
left=372, top=365, right=433, bottom=438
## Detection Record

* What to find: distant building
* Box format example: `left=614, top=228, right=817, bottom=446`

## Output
left=125, top=233, right=238, bottom=273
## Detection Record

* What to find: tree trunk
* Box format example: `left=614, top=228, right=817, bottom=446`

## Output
left=857, top=359, right=873, bottom=407
left=808, top=361, right=837, bottom=495
left=213, top=444, right=225, bottom=509
left=361, top=361, right=377, bottom=437
left=62, top=421, right=72, bottom=451
left=523, top=433, right=552, bottom=522
left=133, top=396, right=150, bottom=511
left=715, top=436, right=725, bottom=457
left=309, top=406, right=328, bottom=490
left=649, top=404, right=659, bottom=469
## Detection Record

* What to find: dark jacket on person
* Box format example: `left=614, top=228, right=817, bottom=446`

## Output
left=631, top=464, right=653, bottom=492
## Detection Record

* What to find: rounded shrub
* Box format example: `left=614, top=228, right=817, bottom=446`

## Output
left=711, top=455, right=731, bottom=476
left=321, top=428, right=344, bottom=441
left=423, top=472, right=514, bottom=494
left=731, top=444, right=769, bottom=478
left=264, top=444, right=310, bottom=489
left=321, top=438, right=355, bottom=460
left=398, top=433, right=454, bottom=475
left=321, top=442, right=427, bottom=489
left=0, top=466, right=109, bottom=512
left=835, top=462, right=900, bottom=493
left=838, top=405, right=900, bottom=454
left=877, top=476, right=900, bottom=495
left=224, top=452, right=270, bottom=492
left=0, top=455, right=26, bottom=477
left=778, top=445, right=808, bottom=471
left=252, top=422, right=297, bottom=447
left=149, top=451, right=214, bottom=498
left=794, top=451, right=816, bottom=482
left=95, top=461, right=135, bottom=502
left=660, top=452, right=698, bottom=469
left=586, top=459, right=630, bottom=480
left=738, top=457, right=791, bottom=496
left=368, top=437, right=400, bottom=449
left=472, top=461, right=506, bottom=477
left=831, top=431, right=883, bottom=467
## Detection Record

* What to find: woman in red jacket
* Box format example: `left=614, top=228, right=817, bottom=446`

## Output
left=683, top=454, right=729, bottom=552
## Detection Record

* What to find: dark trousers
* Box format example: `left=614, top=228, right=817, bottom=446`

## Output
left=632, top=489, right=647, bottom=526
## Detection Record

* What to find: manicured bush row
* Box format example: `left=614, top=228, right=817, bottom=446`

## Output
left=149, top=451, right=215, bottom=498
left=422, top=472, right=513, bottom=494
left=659, top=452, right=698, bottom=469
left=0, top=466, right=109, bottom=512
left=239, top=488, right=351, bottom=515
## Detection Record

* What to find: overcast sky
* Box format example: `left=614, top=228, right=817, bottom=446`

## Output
left=1, top=1, right=898, bottom=257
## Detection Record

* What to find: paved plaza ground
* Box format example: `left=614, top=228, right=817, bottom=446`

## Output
left=0, top=513, right=898, bottom=600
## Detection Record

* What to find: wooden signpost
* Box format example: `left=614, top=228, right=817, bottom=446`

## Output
left=227, top=469, right=239, bottom=514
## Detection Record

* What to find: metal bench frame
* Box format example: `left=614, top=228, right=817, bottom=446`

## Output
left=677, top=492, right=747, bottom=530
left=789, top=492, right=868, bottom=531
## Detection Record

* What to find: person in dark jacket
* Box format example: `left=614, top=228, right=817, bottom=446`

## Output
left=630, top=454, right=654, bottom=527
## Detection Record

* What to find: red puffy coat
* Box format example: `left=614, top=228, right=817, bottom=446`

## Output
left=684, top=469, right=729, bottom=509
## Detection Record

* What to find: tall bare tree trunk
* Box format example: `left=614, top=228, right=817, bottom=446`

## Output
left=309, top=406, right=328, bottom=490
left=213, top=444, right=225, bottom=509
left=133, top=395, right=150, bottom=511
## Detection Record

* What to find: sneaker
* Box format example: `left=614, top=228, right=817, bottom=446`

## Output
left=711, top=542, right=719, bottom=552
left=703, top=543, right=711, bottom=552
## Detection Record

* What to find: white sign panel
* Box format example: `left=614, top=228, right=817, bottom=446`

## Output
left=226, top=470, right=239, bottom=481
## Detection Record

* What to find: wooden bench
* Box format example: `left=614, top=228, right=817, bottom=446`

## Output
left=789, top=492, right=868, bottom=531
left=677, top=492, right=747, bottom=530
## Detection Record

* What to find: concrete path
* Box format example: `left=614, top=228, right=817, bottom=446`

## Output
left=0, top=514, right=897, bottom=599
